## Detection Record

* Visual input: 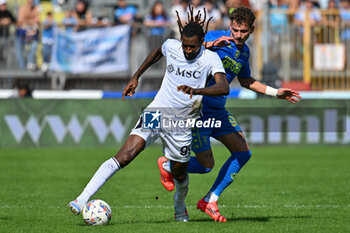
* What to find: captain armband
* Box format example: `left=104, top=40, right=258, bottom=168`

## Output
left=265, top=86, right=279, bottom=97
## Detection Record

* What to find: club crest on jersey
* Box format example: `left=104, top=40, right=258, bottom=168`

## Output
left=175, top=67, right=201, bottom=79
left=235, top=50, right=240, bottom=59
left=167, top=64, right=175, bottom=73
left=143, top=110, right=161, bottom=129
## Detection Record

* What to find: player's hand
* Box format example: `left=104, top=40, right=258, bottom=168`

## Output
left=177, top=85, right=197, bottom=99
left=122, top=78, right=138, bottom=101
left=206, top=36, right=235, bottom=48
left=277, top=88, right=302, bottom=103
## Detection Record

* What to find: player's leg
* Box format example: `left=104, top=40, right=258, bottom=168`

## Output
left=197, top=132, right=250, bottom=222
left=161, top=130, right=192, bottom=222
left=171, top=160, right=190, bottom=222
left=68, top=113, right=157, bottom=214
left=157, top=125, right=214, bottom=191
left=206, top=131, right=251, bottom=200
left=68, top=133, right=147, bottom=215
left=197, top=112, right=251, bottom=222
left=188, top=122, right=215, bottom=173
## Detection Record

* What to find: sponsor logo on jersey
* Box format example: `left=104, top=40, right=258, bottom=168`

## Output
left=170, top=54, right=177, bottom=60
left=175, top=67, right=201, bottom=79
left=222, top=55, right=242, bottom=75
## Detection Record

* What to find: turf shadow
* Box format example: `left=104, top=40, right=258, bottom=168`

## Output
left=229, top=215, right=312, bottom=222
left=191, top=215, right=311, bottom=223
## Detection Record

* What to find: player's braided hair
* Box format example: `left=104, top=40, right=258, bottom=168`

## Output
left=176, top=5, right=212, bottom=41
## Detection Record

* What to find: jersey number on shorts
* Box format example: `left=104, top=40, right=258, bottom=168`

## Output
left=180, top=145, right=191, bottom=156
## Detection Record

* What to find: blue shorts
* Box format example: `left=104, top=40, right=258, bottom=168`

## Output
left=191, top=109, right=242, bottom=153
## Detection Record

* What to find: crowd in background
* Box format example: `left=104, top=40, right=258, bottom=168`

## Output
left=0, top=0, right=350, bottom=72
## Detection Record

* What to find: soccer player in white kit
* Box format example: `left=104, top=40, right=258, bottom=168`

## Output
left=68, top=7, right=229, bottom=222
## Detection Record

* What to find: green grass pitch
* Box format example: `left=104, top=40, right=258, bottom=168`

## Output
left=0, top=145, right=349, bottom=233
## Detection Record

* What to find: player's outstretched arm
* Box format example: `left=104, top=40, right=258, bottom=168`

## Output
left=238, top=77, right=302, bottom=103
left=177, top=72, right=229, bottom=98
left=122, top=47, right=163, bottom=101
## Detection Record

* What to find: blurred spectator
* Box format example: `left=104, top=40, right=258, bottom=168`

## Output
left=170, top=0, right=188, bottom=39
left=16, top=0, right=40, bottom=70
left=73, top=0, right=92, bottom=31
left=313, top=0, right=322, bottom=7
left=190, top=0, right=203, bottom=12
left=114, top=0, right=138, bottom=25
left=294, top=0, right=322, bottom=26
left=41, top=11, right=56, bottom=72
left=203, top=0, right=222, bottom=31
left=289, top=0, right=301, bottom=9
left=0, top=0, right=16, bottom=66
left=171, top=0, right=188, bottom=22
left=62, top=9, right=78, bottom=32
left=144, top=1, right=171, bottom=51
left=249, top=0, right=268, bottom=11
left=339, top=0, right=350, bottom=68
left=34, top=0, right=61, bottom=12
left=319, top=0, right=330, bottom=8
left=321, top=0, right=339, bottom=42
left=12, top=81, right=32, bottom=98
left=339, top=0, right=350, bottom=40
left=219, top=0, right=243, bottom=28
left=270, top=0, right=289, bottom=34
left=269, top=0, right=290, bottom=66
left=225, top=0, right=244, bottom=15
left=92, top=15, right=111, bottom=28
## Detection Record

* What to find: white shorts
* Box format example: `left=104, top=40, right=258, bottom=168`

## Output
left=130, top=115, right=192, bottom=163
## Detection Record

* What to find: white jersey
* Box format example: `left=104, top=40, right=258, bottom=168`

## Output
left=148, top=39, right=225, bottom=118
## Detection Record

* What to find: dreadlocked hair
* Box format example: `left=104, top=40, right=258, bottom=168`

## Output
left=176, top=5, right=212, bottom=41
left=229, top=7, right=255, bottom=29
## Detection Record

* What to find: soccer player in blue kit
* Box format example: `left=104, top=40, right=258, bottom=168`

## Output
left=158, top=6, right=302, bottom=222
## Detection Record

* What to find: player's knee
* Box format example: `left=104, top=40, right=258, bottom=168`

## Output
left=200, top=161, right=213, bottom=173
left=204, top=159, right=214, bottom=170
left=196, top=151, right=215, bottom=170
left=173, top=173, right=187, bottom=182
left=234, top=150, right=251, bottom=167
left=172, top=168, right=187, bottom=182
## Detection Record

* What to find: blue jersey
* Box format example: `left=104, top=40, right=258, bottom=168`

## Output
left=202, top=30, right=251, bottom=111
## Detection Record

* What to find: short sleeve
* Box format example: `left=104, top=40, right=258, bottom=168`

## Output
left=210, top=52, right=226, bottom=76
left=238, top=60, right=251, bottom=78
left=161, top=39, right=170, bottom=56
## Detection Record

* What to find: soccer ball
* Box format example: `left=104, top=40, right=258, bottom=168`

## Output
left=82, top=199, right=112, bottom=226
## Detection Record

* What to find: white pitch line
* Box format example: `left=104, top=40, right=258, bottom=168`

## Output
left=0, top=204, right=349, bottom=209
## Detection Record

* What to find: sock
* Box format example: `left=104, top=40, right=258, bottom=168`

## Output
left=162, top=159, right=171, bottom=173
left=209, top=151, right=251, bottom=197
left=204, top=192, right=219, bottom=202
left=76, top=157, right=121, bottom=206
left=174, top=175, right=189, bottom=218
left=187, top=156, right=212, bottom=174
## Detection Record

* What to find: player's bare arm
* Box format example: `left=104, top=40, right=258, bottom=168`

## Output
left=238, top=77, right=302, bottom=103
left=122, top=47, right=163, bottom=101
left=204, top=36, right=235, bottom=48
left=177, top=72, right=229, bottom=99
